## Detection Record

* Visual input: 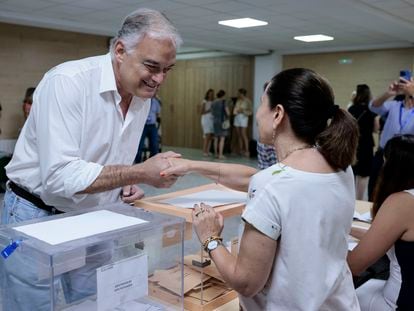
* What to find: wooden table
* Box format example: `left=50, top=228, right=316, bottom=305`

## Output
left=136, top=183, right=245, bottom=311
left=353, top=200, right=373, bottom=229
left=135, top=183, right=245, bottom=223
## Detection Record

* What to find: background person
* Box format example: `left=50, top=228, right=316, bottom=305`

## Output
left=256, top=81, right=277, bottom=169
left=135, top=94, right=162, bottom=163
left=348, top=134, right=414, bottom=310
left=211, top=90, right=229, bottom=159
left=1, top=8, right=182, bottom=311
left=200, top=88, right=214, bottom=156
left=348, top=84, right=378, bottom=200
left=162, top=68, right=360, bottom=310
left=233, top=88, right=252, bottom=157
left=22, top=87, right=35, bottom=120
left=368, top=76, right=414, bottom=200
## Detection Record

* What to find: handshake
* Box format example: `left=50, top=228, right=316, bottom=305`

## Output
left=122, top=151, right=190, bottom=204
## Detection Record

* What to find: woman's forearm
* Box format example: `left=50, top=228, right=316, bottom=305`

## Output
left=349, top=226, right=368, bottom=240
left=188, top=161, right=257, bottom=191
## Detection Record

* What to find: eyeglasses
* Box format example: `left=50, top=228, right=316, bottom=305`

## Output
left=142, top=61, right=174, bottom=75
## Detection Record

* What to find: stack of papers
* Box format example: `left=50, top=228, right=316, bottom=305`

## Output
left=158, top=189, right=247, bottom=209
left=353, top=211, right=372, bottom=223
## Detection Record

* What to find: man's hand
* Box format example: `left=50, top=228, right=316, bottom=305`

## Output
left=140, top=151, right=181, bottom=188
left=121, top=185, right=145, bottom=203
left=386, top=80, right=399, bottom=97
left=399, top=77, right=414, bottom=97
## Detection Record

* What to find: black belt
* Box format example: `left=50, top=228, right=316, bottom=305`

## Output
left=9, top=181, right=64, bottom=214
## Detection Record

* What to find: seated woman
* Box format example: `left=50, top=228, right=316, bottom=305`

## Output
left=348, top=134, right=414, bottom=310
left=161, top=68, right=360, bottom=310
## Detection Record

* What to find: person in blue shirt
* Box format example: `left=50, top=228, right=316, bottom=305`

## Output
left=135, top=95, right=161, bottom=163
left=368, top=76, right=414, bottom=200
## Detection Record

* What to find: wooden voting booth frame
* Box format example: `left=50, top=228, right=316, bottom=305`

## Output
left=135, top=183, right=244, bottom=311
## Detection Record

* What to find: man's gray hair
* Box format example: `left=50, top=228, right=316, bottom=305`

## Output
left=110, top=8, right=182, bottom=58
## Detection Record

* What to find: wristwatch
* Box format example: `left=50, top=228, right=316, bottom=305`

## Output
left=204, top=236, right=223, bottom=255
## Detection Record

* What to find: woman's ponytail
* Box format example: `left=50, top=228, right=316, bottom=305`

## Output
left=316, top=108, right=359, bottom=170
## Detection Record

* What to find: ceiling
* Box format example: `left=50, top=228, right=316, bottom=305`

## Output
left=0, top=0, right=413, bottom=55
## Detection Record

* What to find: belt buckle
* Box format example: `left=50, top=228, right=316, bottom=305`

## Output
left=5, top=180, right=11, bottom=191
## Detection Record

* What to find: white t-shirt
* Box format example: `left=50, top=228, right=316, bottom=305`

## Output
left=6, top=54, right=150, bottom=211
left=240, top=163, right=360, bottom=311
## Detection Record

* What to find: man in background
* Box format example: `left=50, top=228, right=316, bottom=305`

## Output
left=368, top=75, right=414, bottom=199
left=135, top=94, right=161, bottom=163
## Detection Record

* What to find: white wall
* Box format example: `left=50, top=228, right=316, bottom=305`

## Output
left=252, top=53, right=283, bottom=140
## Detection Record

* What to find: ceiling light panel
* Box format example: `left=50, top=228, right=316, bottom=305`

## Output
left=218, top=18, right=268, bottom=29
left=293, top=34, right=334, bottom=42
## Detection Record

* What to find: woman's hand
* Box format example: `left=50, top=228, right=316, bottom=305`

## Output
left=192, top=203, right=224, bottom=244
left=160, top=158, right=191, bottom=177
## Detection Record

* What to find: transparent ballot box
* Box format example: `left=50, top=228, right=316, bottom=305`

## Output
left=136, top=184, right=245, bottom=311
left=0, top=203, right=185, bottom=311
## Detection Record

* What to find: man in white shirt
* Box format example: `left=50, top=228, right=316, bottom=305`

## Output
left=4, top=8, right=182, bottom=216
left=1, top=8, right=182, bottom=310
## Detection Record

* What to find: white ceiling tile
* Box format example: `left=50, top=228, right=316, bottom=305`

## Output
left=206, top=0, right=254, bottom=13
left=68, top=0, right=123, bottom=10
left=0, top=0, right=56, bottom=10
left=0, top=0, right=413, bottom=55
left=38, top=5, right=95, bottom=17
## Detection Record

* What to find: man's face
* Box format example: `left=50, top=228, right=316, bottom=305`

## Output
left=114, top=35, right=176, bottom=99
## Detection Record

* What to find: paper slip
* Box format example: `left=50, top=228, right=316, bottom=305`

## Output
left=348, top=241, right=358, bottom=251
left=353, top=211, right=372, bottom=223
left=97, top=254, right=148, bottom=311
left=14, top=210, right=148, bottom=245
left=158, top=265, right=211, bottom=295
left=159, top=189, right=247, bottom=208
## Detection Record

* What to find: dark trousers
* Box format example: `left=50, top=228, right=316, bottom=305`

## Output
left=135, top=124, right=159, bottom=163
left=368, top=148, right=384, bottom=201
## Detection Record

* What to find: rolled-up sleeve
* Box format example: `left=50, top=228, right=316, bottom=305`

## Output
left=369, top=99, right=394, bottom=116
left=35, top=74, right=103, bottom=203
left=242, top=187, right=281, bottom=240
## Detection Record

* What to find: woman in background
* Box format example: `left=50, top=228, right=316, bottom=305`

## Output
left=201, top=89, right=215, bottom=156
left=233, top=88, right=252, bottom=157
left=162, top=68, right=360, bottom=310
left=348, top=134, right=414, bottom=310
left=348, top=84, right=378, bottom=200
left=211, top=90, right=229, bottom=159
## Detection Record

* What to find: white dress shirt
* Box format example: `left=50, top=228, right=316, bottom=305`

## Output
left=6, top=54, right=150, bottom=212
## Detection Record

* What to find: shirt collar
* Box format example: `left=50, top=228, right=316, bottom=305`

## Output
left=99, top=53, right=118, bottom=94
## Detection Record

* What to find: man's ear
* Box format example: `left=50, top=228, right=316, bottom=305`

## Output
left=114, top=40, right=126, bottom=62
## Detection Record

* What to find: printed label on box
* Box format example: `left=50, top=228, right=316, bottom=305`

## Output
left=97, top=253, right=148, bottom=311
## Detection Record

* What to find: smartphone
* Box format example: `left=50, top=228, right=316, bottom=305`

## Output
left=400, top=70, right=412, bottom=82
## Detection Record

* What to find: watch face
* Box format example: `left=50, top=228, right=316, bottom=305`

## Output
left=207, top=240, right=219, bottom=251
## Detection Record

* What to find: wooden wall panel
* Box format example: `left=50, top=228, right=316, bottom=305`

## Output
left=0, top=22, right=108, bottom=138
left=283, top=48, right=414, bottom=109
left=159, top=56, right=254, bottom=148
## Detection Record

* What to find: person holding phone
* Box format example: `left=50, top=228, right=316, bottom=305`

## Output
left=367, top=71, right=414, bottom=200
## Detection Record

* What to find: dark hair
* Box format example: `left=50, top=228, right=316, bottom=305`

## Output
left=353, top=84, right=371, bottom=106
left=217, top=90, right=225, bottom=98
left=204, top=89, right=214, bottom=101
left=372, top=134, right=414, bottom=216
left=238, top=88, right=247, bottom=96
left=266, top=68, right=359, bottom=170
left=263, top=82, right=269, bottom=91
left=23, top=87, right=36, bottom=103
